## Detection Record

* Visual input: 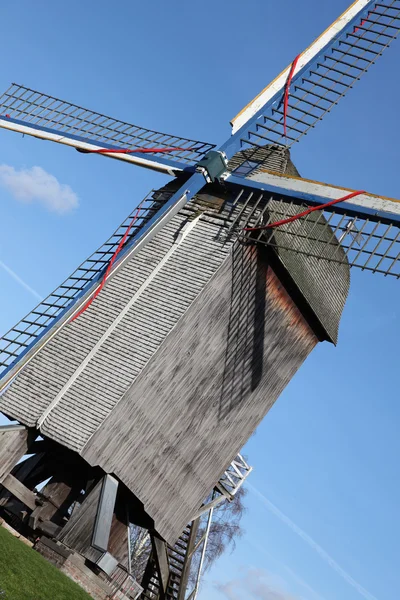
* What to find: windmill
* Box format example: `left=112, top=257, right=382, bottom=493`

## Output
left=0, top=1, right=399, bottom=598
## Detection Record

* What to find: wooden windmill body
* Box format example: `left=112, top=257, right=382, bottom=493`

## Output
left=0, top=1, right=399, bottom=597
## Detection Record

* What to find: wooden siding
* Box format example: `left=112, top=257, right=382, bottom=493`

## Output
left=83, top=244, right=318, bottom=543
left=0, top=211, right=232, bottom=451
left=0, top=425, right=32, bottom=483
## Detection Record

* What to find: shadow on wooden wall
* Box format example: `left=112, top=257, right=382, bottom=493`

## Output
left=219, top=243, right=268, bottom=420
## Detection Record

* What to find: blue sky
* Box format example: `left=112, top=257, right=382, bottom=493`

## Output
left=0, top=2, right=399, bottom=599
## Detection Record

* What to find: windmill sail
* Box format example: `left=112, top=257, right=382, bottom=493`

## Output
left=223, top=169, right=400, bottom=279
left=228, top=168, right=400, bottom=220
left=240, top=195, right=400, bottom=278
left=0, top=84, right=215, bottom=174
left=225, top=0, right=400, bottom=165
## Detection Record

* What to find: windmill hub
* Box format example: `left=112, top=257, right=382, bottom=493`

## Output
left=195, top=149, right=229, bottom=183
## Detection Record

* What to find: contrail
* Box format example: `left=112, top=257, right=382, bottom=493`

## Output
left=281, top=561, right=328, bottom=600
left=248, top=483, right=378, bottom=600
left=0, top=260, right=42, bottom=301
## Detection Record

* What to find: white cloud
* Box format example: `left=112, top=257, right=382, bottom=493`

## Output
left=0, top=165, right=78, bottom=214
left=215, top=568, right=297, bottom=600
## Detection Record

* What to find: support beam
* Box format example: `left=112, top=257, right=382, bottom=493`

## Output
left=0, top=453, right=45, bottom=509
left=191, top=494, right=226, bottom=521
left=0, top=473, right=38, bottom=511
left=151, top=535, right=170, bottom=599
left=177, top=518, right=200, bottom=600
left=92, top=475, right=119, bottom=553
left=0, top=425, right=36, bottom=483
left=30, top=476, right=84, bottom=529
left=186, top=504, right=215, bottom=600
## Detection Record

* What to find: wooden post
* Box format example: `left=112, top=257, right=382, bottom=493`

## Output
left=177, top=518, right=200, bottom=600
left=0, top=474, right=37, bottom=510
left=108, top=503, right=130, bottom=567
left=92, top=474, right=119, bottom=552
left=151, top=535, right=170, bottom=599
left=57, top=476, right=106, bottom=563
left=30, top=476, right=85, bottom=530
left=0, top=425, right=36, bottom=483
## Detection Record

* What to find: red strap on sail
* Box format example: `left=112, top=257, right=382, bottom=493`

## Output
left=354, top=5, right=378, bottom=33
left=244, top=190, right=365, bottom=232
left=71, top=202, right=144, bottom=322
left=2, top=115, right=192, bottom=155
left=283, top=54, right=301, bottom=139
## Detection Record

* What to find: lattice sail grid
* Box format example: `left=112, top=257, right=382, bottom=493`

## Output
left=0, top=84, right=215, bottom=166
left=226, top=189, right=400, bottom=278
left=231, top=0, right=400, bottom=170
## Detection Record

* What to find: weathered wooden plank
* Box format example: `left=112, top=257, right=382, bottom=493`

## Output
left=108, top=505, right=130, bottom=567
left=0, top=425, right=34, bottom=483
left=0, top=473, right=38, bottom=510
left=35, top=520, right=62, bottom=537
left=92, top=475, right=118, bottom=552
left=152, top=535, right=170, bottom=598
left=58, top=477, right=102, bottom=556
left=0, top=452, right=45, bottom=509
left=177, top=519, right=200, bottom=600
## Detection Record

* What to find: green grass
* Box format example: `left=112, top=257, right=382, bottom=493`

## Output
left=0, top=526, right=92, bottom=600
